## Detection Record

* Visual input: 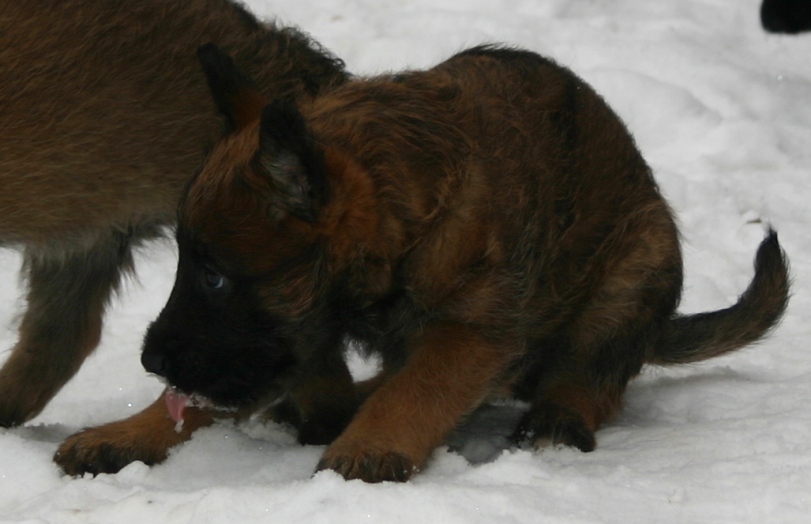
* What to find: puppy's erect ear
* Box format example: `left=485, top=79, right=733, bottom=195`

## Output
left=198, top=43, right=266, bottom=131
left=254, top=100, right=329, bottom=222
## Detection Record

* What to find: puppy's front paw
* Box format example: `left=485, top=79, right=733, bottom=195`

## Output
left=316, top=442, right=417, bottom=483
left=267, top=396, right=354, bottom=446
left=55, top=427, right=167, bottom=476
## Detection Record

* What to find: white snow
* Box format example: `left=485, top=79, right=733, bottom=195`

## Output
left=2, top=0, right=811, bottom=522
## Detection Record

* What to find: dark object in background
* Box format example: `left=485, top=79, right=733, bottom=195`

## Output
left=761, top=0, right=811, bottom=33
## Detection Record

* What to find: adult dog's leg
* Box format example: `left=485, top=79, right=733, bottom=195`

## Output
left=0, top=233, right=134, bottom=426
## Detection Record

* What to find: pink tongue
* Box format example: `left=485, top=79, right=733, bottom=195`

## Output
left=164, top=388, right=190, bottom=423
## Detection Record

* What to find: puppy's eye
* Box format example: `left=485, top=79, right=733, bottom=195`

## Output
left=203, top=267, right=225, bottom=290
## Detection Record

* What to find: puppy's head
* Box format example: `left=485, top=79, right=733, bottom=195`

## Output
left=141, top=45, right=334, bottom=408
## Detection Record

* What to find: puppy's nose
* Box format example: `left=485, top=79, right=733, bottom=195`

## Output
left=141, top=351, right=168, bottom=377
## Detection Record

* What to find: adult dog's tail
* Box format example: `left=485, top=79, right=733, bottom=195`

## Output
left=649, top=230, right=790, bottom=365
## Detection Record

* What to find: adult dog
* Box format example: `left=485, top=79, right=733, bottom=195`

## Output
left=136, top=45, right=789, bottom=482
left=0, top=0, right=348, bottom=470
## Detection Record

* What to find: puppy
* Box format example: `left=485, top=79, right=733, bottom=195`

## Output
left=0, top=0, right=350, bottom=471
left=138, top=44, right=789, bottom=483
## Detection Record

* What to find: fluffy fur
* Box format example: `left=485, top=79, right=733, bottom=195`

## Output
left=145, top=45, right=788, bottom=482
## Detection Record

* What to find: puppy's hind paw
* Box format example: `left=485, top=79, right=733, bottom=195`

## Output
left=511, top=403, right=596, bottom=453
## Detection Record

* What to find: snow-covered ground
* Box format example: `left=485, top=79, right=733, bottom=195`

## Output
left=2, top=0, right=810, bottom=522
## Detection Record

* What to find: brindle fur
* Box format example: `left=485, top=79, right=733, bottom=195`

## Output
left=139, top=45, right=789, bottom=483
left=0, top=0, right=350, bottom=472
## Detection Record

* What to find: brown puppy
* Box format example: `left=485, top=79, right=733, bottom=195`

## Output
left=139, top=45, right=789, bottom=483
left=0, top=0, right=350, bottom=471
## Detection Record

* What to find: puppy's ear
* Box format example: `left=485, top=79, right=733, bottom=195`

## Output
left=255, top=100, right=329, bottom=222
left=198, top=43, right=266, bottom=131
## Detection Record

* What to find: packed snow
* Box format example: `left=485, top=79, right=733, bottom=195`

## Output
left=1, top=0, right=810, bottom=522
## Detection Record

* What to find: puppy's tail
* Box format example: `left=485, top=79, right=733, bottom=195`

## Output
left=649, top=230, right=790, bottom=365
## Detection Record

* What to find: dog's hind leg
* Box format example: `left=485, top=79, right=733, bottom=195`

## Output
left=511, top=339, right=647, bottom=452
left=512, top=216, right=683, bottom=451
left=0, top=232, right=136, bottom=426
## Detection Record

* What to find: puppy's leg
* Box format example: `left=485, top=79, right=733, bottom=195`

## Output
left=269, top=347, right=359, bottom=445
left=317, top=323, right=510, bottom=482
left=512, top=363, right=632, bottom=452
left=55, top=390, right=217, bottom=476
left=353, top=371, right=390, bottom=402
left=514, top=229, right=682, bottom=451
left=513, top=321, right=661, bottom=452
left=0, top=233, right=133, bottom=426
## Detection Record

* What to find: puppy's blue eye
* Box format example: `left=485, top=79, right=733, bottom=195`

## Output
left=204, top=267, right=225, bottom=289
